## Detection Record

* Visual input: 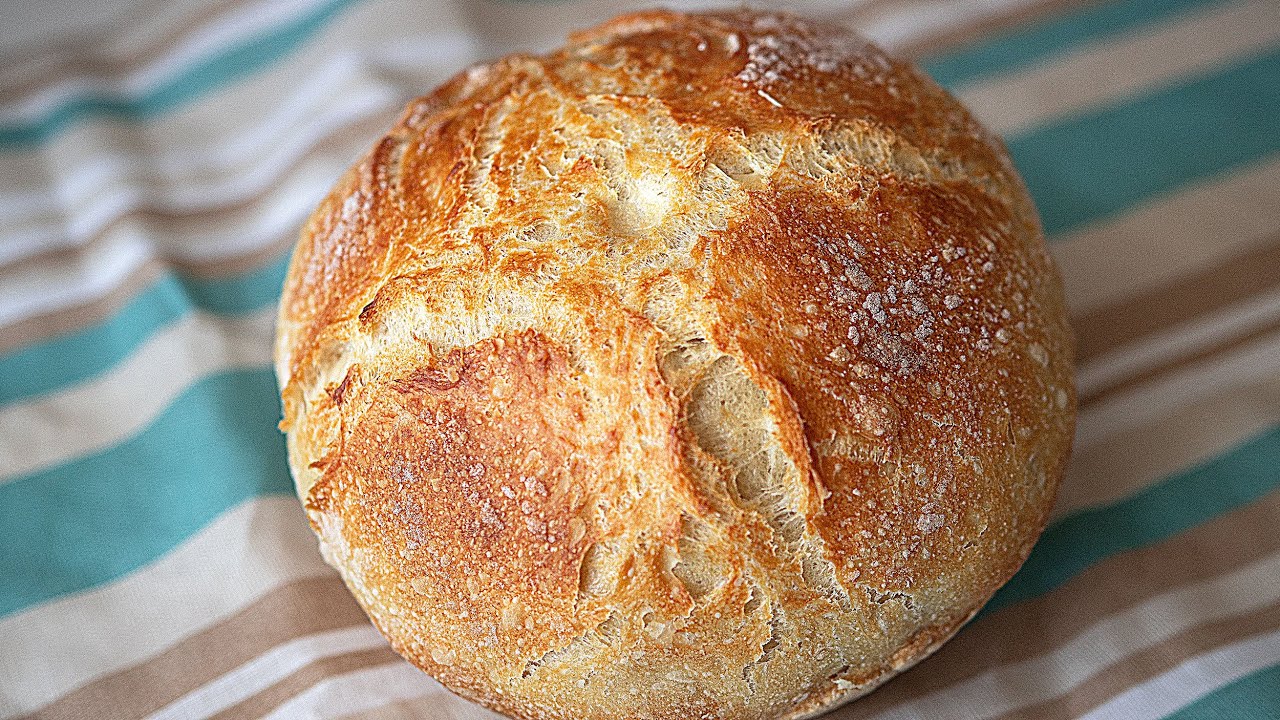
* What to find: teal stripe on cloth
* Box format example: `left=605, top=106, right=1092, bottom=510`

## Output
left=1008, top=47, right=1280, bottom=238
left=0, top=0, right=358, bottom=150
left=920, top=0, right=1230, bottom=90
left=1165, top=662, right=1280, bottom=719
left=182, top=251, right=292, bottom=315
left=980, top=424, right=1280, bottom=617
left=0, top=251, right=289, bottom=407
left=0, top=369, right=291, bottom=618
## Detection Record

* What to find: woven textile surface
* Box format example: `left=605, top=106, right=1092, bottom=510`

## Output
left=1, top=0, right=1278, bottom=717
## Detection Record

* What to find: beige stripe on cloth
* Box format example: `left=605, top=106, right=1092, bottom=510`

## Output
left=0, top=248, right=290, bottom=354
left=1077, top=323, right=1280, bottom=450
left=1060, top=369, right=1280, bottom=517
left=1055, top=155, right=1280, bottom=317
left=0, top=0, right=216, bottom=92
left=1082, top=308, right=1280, bottom=407
left=0, top=120, right=393, bottom=337
left=0, top=259, right=165, bottom=354
left=0, top=110, right=388, bottom=276
left=205, top=648, right=404, bottom=720
left=0, top=0, right=252, bottom=105
left=855, top=0, right=1103, bottom=58
left=1074, top=237, right=1280, bottom=365
left=0, top=498, right=336, bottom=718
left=0, top=0, right=476, bottom=259
left=0, top=223, right=290, bottom=300
left=336, top=697, right=501, bottom=720
left=0, top=114, right=386, bottom=351
left=256, top=663, right=467, bottom=720
left=20, top=577, right=366, bottom=720
left=1068, top=234, right=1280, bottom=416
left=993, top=599, right=1280, bottom=720
left=0, top=104, right=392, bottom=261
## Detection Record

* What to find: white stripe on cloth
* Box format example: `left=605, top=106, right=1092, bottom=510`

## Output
left=1076, top=327, right=1280, bottom=452
left=0, top=496, right=332, bottom=719
left=145, top=625, right=389, bottom=720
left=1056, top=371, right=1280, bottom=520
left=0, top=234, right=154, bottom=331
left=1077, top=286, right=1280, bottom=402
left=0, top=55, right=397, bottom=259
left=0, top=28, right=489, bottom=261
left=1054, top=155, right=1280, bottom=317
left=0, top=0, right=336, bottom=124
left=0, top=306, right=274, bottom=483
left=842, top=0, right=1049, bottom=51
left=259, top=662, right=501, bottom=720
left=956, top=0, right=1280, bottom=135
left=1079, top=628, right=1280, bottom=720
left=0, top=0, right=209, bottom=85
left=864, top=548, right=1280, bottom=720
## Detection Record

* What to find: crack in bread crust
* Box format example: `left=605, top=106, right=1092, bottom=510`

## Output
left=276, top=9, right=1075, bottom=720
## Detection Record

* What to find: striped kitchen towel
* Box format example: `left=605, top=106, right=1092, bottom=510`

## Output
left=1, top=0, right=1278, bottom=717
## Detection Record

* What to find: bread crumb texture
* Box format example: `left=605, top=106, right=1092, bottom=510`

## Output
left=275, top=10, right=1075, bottom=720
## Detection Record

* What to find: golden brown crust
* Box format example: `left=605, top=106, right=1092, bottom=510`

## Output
left=275, top=9, right=1075, bottom=720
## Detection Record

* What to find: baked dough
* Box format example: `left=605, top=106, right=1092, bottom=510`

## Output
left=275, top=9, right=1075, bottom=719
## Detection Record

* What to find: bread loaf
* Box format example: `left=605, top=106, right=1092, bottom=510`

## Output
left=275, top=9, right=1076, bottom=719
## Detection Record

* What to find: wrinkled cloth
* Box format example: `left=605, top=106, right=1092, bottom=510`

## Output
left=1, top=0, right=1278, bottom=718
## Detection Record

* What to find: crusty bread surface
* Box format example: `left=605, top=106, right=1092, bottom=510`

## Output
left=275, top=9, right=1076, bottom=720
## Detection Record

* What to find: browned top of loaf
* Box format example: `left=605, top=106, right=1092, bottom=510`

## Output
left=275, top=9, right=1075, bottom=720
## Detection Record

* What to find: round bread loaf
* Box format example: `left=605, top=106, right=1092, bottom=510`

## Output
left=275, top=9, right=1075, bottom=720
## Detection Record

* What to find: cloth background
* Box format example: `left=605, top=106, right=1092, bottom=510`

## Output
left=1, top=0, right=1278, bottom=717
